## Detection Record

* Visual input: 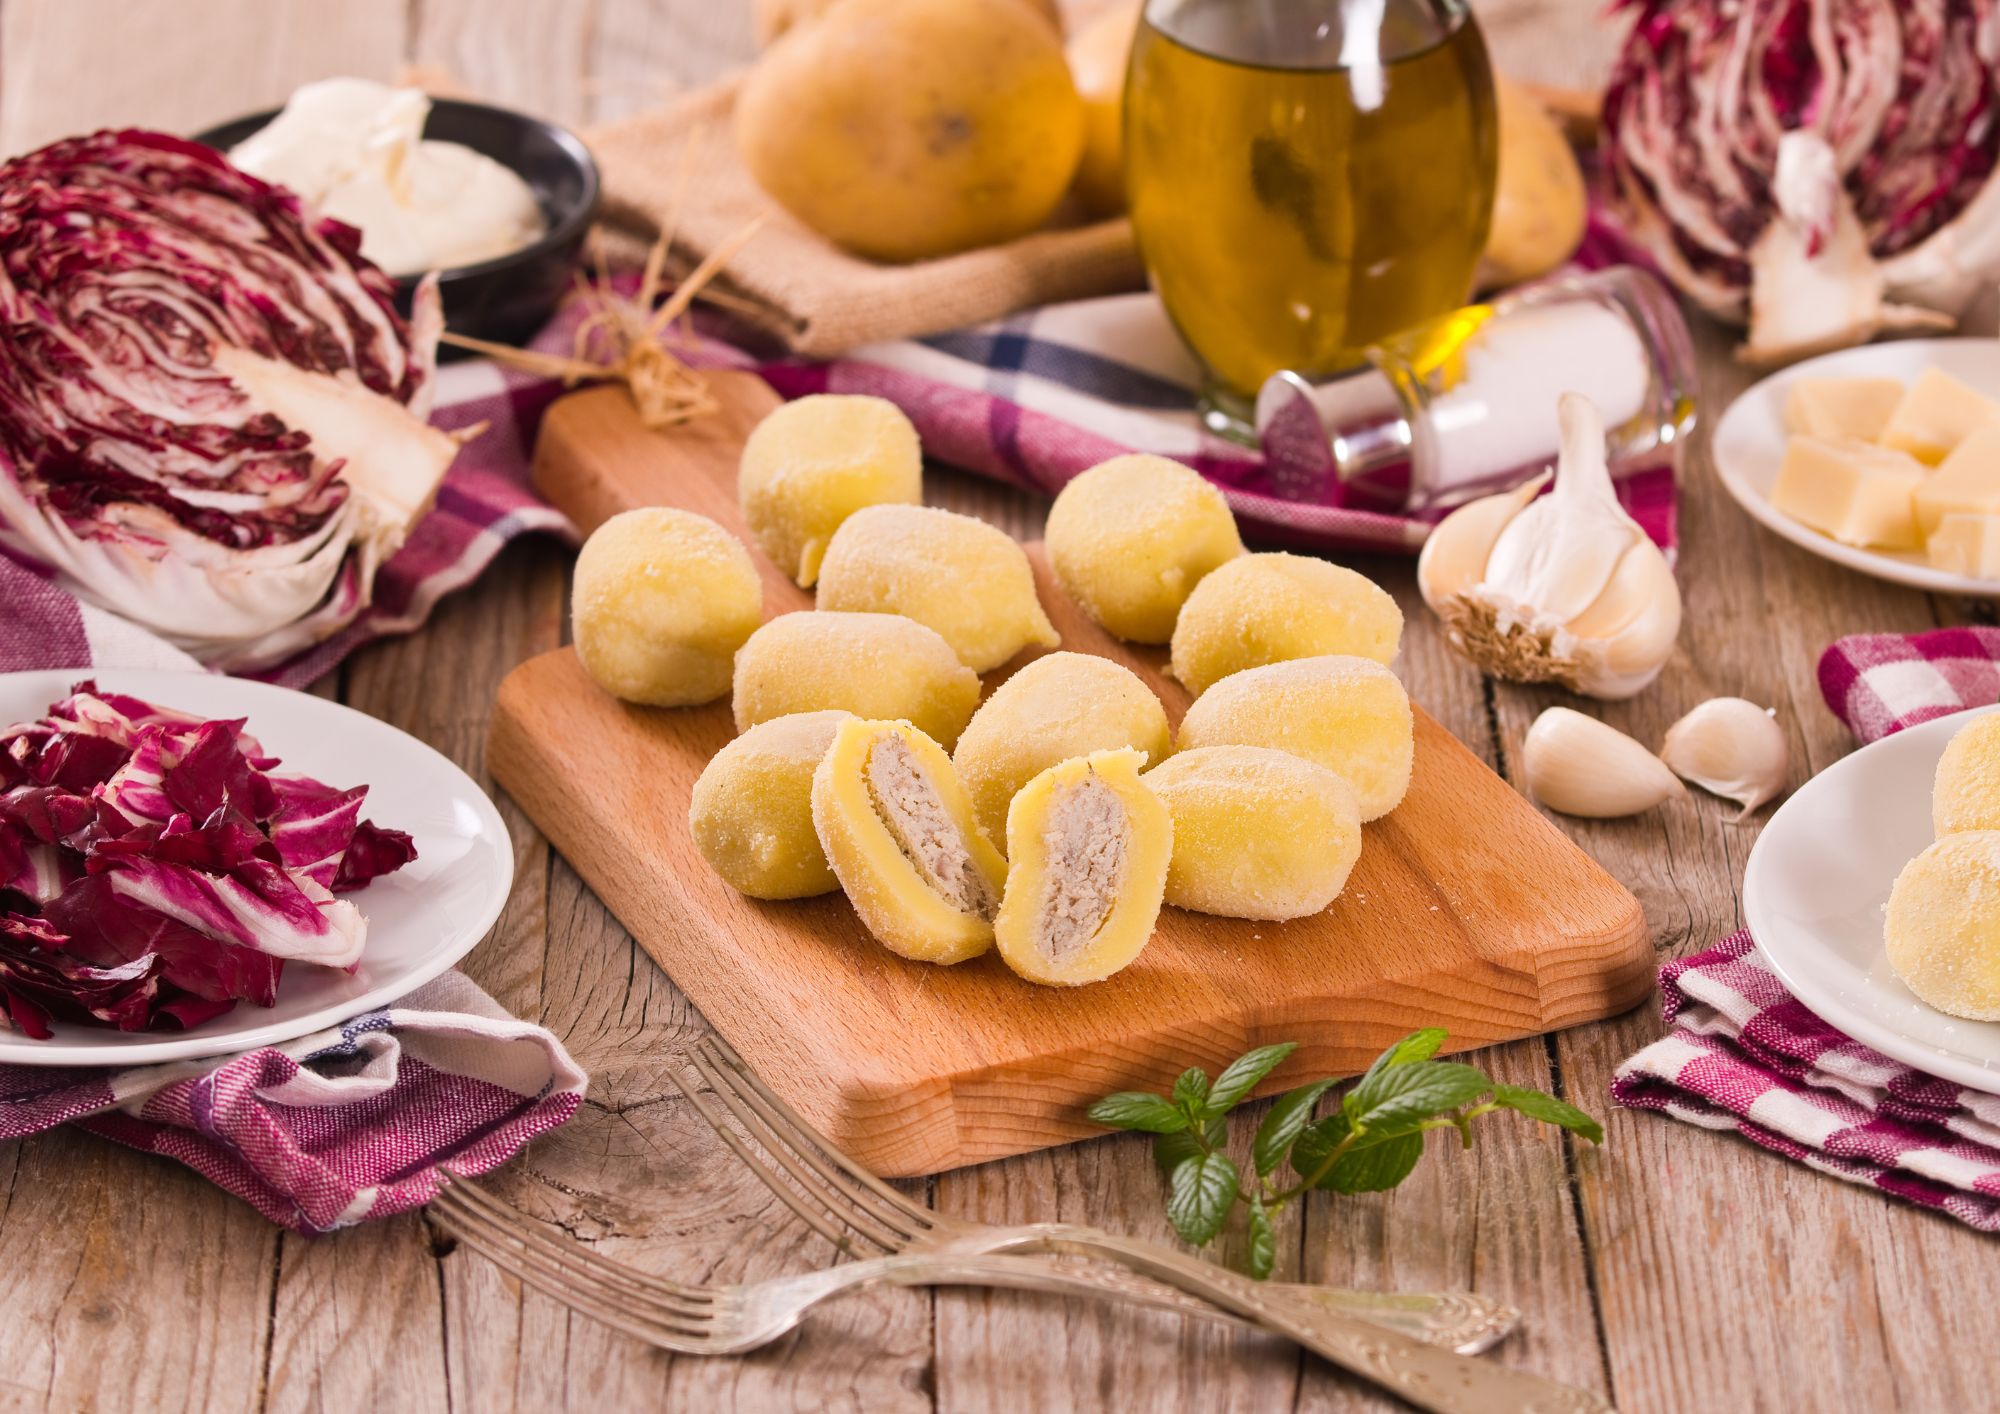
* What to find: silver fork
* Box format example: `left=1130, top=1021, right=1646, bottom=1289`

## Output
left=672, top=1034, right=1518, bottom=1354
left=668, top=1037, right=1612, bottom=1414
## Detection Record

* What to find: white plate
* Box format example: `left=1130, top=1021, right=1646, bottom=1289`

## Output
left=1745, top=704, right=2000, bottom=1093
left=1712, top=337, right=2000, bottom=598
left=0, top=669, right=511, bottom=1065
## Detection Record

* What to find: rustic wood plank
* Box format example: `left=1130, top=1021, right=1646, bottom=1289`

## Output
left=0, top=0, right=408, bottom=156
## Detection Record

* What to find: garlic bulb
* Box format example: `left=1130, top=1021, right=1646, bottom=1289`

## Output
left=1417, top=394, right=1681, bottom=700
left=1521, top=707, right=1686, bottom=819
left=1659, top=697, right=1789, bottom=819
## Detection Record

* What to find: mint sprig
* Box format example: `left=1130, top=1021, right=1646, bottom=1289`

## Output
left=1085, top=1031, right=1603, bottom=1278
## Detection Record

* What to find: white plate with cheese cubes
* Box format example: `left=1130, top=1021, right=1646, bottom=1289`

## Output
left=1745, top=704, right=2000, bottom=1094
left=1714, top=338, right=2000, bottom=597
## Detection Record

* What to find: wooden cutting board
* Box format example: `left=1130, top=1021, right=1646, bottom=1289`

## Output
left=490, top=380, right=1652, bottom=1177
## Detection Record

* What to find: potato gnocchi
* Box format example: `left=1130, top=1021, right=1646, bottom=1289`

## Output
left=1169, top=552, right=1402, bottom=697
left=689, top=710, right=852, bottom=900
left=732, top=611, right=981, bottom=747
left=738, top=394, right=922, bottom=587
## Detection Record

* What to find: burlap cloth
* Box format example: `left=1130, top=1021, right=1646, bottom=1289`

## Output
left=586, top=74, right=1146, bottom=357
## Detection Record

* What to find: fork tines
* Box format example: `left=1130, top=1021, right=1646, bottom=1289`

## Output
left=668, top=1035, right=937, bottom=1260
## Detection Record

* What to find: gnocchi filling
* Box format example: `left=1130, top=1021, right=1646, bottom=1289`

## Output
left=866, top=735, right=997, bottom=919
left=1033, top=775, right=1130, bottom=964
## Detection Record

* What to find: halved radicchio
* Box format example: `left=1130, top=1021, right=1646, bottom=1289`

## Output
left=0, top=683, right=415, bottom=1037
left=1603, top=0, right=2000, bottom=362
left=0, top=130, right=458, bottom=669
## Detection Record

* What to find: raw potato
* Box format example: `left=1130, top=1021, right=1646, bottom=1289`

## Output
left=1169, top=552, right=1402, bottom=697
left=754, top=0, right=1059, bottom=46
left=689, top=710, right=853, bottom=899
left=737, top=0, right=1085, bottom=263
left=1045, top=454, right=1244, bottom=643
left=995, top=749, right=1171, bottom=986
left=1883, top=832, right=2000, bottom=1020
left=816, top=504, right=1059, bottom=672
left=571, top=508, right=763, bottom=706
left=1142, top=746, right=1362, bottom=921
left=1176, top=656, right=1414, bottom=821
left=1066, top=0, right=1141, bottom=217
left=1934, top=713, right=2000, bottom=836
left=811, top=718, right=1008, bottom=964
left=952, top=651, right=1173, bottom=846
left=739, top=394, right=922, bottom=588
left=732, top=611, right=981, bottom=747
left=1476, top=77, right=1587, bottom=289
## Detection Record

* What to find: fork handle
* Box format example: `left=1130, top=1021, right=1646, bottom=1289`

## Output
left=969, top=1226, right=1611, bottom=1414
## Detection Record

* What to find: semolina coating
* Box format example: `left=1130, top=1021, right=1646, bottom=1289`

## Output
left=995, top=748, right=1172, bottom=986
left=732, top=611, right=981, bottom=747
left=571, top=507, right=764, bottom=706
left=689, top=710, right=853, bottom=899
left=816, top=504, right=1059, bottom=672
left=738, top=394, right=923, bottom=587
left=1176, top=656, right=1414, bottom=822
left=1933, top=713, right=2000, bottom=836
left=810, top=718, right=1008, bottom=964
left=952, top=652, right=1173, bottom=847
left=1884, top=832, right=2000, bottom=1020
left=1045, top=454, right=1243, bottom=643
left=1142, top=746, right=1362, bottom=921
left=1169, top=552, right=1403, bottom=698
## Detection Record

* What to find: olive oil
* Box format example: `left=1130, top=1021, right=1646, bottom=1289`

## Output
left=1125, top=0, right=1497, bottom=412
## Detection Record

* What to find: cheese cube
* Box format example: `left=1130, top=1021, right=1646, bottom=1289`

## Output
left=1878, top=368, right=2000, bottom=465
left=1916, top=426, right=2000, bottom=538
left=1784, top=377, right=1906, bottom=443
left=1928, top=513, right=2000, bottom=579
left=1770, top=436, right=1926, bottom=550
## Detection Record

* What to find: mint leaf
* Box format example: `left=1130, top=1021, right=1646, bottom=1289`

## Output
left=1324, top=1132, right=1425, bottom=1193
left=1245, top=1195, right=1276, bottom=1280
left=1088, top=1092, right=1188, bottom=1134
left=1344, top=1060, right=1490, bottom=1135
left=1154, top=1115, right=1228, bottom=1173
left=1206, top=1042, right=1297, bottom=1116
left=1491, top=1083, right=1604, bottom=1144
left=1356, top=1028, right=1448, bottom=1092
left=1172, top=1068, right=1211, bottom=1116
left=1252, top=1077, right=1338, bottom=1176
left=1289, top=1111, right=1350, bottom=1184
left=1166, top=1151, right=1240, bottom=1247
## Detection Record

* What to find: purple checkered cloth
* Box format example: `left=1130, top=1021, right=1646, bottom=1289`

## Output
left=0, top=971, right=584, bottom=1233
left=1612, top=629, right=2000, bottom=1230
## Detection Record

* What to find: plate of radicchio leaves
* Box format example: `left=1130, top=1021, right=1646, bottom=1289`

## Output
left=0, top=670, right=511, bottom=1064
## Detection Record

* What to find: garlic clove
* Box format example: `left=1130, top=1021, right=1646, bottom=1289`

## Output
left=1566, top=538, right=1684, bottom=699
left=1659, top=697, right=1789, bottom=819
left=1482, top=396, right=1641, bottom=627
left=1416, top=473, right=1548, bottom=614
left=1521, top=706, right=1686, bottom=819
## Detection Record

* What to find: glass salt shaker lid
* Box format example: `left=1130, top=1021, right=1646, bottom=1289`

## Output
left=1254, top=267, right=1698, bottom=515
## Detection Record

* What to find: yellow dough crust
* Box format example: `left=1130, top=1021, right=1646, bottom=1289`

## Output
left=1142, top=745, right=1362, bottom=921
left=738, top=394, right=922, bottom=587
left=1934, top=713, right=2000, bottom=836
left=952, top=652, right=1172, bottom=847
left=1044, top=454, right=1243, bottom=643
left=1169, top=552, right=1402, bottom=698
left=689, top=710, right=853, bottom=899
left=810, top=718, right=1008, bottom=964
left=1884, top=832, right=2000, bottom=1021
left=571, top=508, right=763, bottom=706
left=732, top=611, right=981, bottom=747
left=1175, top=656, right=1414, bottom=822
left=995, top=748, right=1172, bottom=986
left=816, top=504, right=1058, bottom=672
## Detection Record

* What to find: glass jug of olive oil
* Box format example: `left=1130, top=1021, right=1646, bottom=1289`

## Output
left=1126, top=0, right=1498, bottom=437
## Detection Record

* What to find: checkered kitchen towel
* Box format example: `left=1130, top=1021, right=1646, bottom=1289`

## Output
left=0, top=971, right=585, bottom=1234
left=1611, top=629, right=2000, bottom=1230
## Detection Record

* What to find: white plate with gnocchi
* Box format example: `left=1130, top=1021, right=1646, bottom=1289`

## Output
left=1745, top=705, right=2000, bottom=1095
left=1712, top=337, right=2000, bottom=597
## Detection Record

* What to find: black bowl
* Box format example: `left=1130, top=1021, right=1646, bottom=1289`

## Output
left=194, top=98, right=599, bottom=348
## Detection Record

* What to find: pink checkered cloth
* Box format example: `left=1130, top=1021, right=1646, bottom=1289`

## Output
left=1611, top=628, right=2000, bottom=1230
left=0, top=971, right=585, bottom=1234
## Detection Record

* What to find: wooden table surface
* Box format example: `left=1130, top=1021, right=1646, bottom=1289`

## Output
left=0, top=2, right=1988, bottom=1411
